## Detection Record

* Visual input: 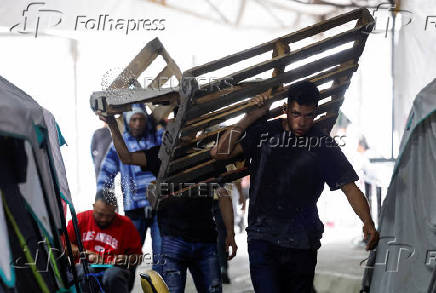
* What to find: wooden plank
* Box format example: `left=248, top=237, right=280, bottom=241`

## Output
left=161, top=48, right=183, bottom=80
left=191, top=62, right=357, bottom=111
left=172, top=167, right=249, bottom=198
left=189, top=62, right=357, bottom=125
left=155, top=9, right=375, bottom=200
left=165, top=153, right=245, bottom=186
left=170, top=42, right=290, bottom=174
left=173, top=125, right=232, bottom=159
left=194, top=82, right=254, bottom=105
left=185, top=46, right=359, bottom=120
left=186, top=99, right=249, bottom=126
left=109, top=38, right=162, bottom=89
left=165, top=159, right=223, bottom=186
left=186, top=8, right=364, bottom=77
left=168, top=148, right=212, bottom=175
left=148, top=65, right=173, bottom=89
left=181, top=78, right=351, bottom=137
left=90, top=88, right=178, bottom=113
left=175, top=64, right=357, bottom=157
left=191, top=22, right=368, bottom=99
left=317, top=96, right=345, bottom=116
left=157, top=73, right=199, bottom=183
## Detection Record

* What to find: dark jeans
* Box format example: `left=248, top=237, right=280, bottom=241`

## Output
left=248, top=239, right=317, bottom=293
left=75, top=265, right=131, bottom=293
left=161, top=236, right=222, bottom=293
left=126, top=212, right=162, bottom=274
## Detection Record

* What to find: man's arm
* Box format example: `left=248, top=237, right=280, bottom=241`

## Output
left=97, top=113, right=148, bottom=167
left=217, top=187, right=238, bottom=260
left=341, top=182, right=379, bottom=250
left=210, top=93, right=272, bottom=160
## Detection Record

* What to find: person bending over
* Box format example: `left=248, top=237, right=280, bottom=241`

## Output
left=67, top=189, right=142, bottom=293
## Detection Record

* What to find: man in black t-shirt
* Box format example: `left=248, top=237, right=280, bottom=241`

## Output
left=211, top=81, right=379, bottom=292
left=97, top=113, right=238, bottom=293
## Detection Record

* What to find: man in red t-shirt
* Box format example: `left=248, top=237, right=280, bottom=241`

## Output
left=67, top=189, right=142, bottom=293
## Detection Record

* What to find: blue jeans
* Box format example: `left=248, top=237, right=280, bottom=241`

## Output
left=248, top=239, right=317, bottom=293
left=129, top=214, right=162, bottom=274
left=161, top=236, right=221, bottom=293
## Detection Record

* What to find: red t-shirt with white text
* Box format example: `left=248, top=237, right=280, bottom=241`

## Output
left=66, top=210, right=142, bottom=263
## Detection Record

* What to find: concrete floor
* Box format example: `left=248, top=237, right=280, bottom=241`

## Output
left=132, top=225, right=369, bottom=293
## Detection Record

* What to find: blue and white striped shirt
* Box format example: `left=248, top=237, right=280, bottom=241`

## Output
left=97, top=129, right=163, bottom=211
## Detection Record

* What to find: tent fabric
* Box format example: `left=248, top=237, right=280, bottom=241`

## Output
left=0, top=75, right=77, bottom=291
left=18, top=142, right=54, bottom=241
left=0, top=193, right=14, bottom=288
left=368, top=79, right=436, bottom=292
left=0, top=136, right=28, bottom=289
left=0, top=75, right=62, bottom=230
left=1, top=186, right=57, bottom=293
left=0, top=136, right=57, bottom=292
left=42, top=108, right=72, bottom=204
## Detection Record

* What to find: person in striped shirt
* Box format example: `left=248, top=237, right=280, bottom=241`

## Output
left=96, top=103, right=163, bottom=274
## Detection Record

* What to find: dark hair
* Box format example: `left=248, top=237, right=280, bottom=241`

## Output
left=95, top=189, right=118, bottom=208
left=287, top=81, right=320, bottom=107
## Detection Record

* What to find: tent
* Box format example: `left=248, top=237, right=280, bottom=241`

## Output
left=0, top=75, right=88, bottom=292
left=361, top=79, right=436, bottom=292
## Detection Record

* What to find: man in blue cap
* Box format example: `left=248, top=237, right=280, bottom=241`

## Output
left=97, top=103, right=163, bottom=273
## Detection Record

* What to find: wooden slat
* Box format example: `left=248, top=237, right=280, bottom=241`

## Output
left=168, top=148, right=212, bottom=175
left=185, top=46, right=359, bottom=120
left=157, top=73, right=199, bottom=182
left=194, top=82, right=254, bottom=105
left=170, top=167, right=249, bottom=197
left=165, top=159, right=222, bottom=186
left=148, top=65, right=173, bottom=89
left=186, top=8, right=365, bottom=77
left=161, top=48, right=183, bottom=80
left=169, top=41, right=289, bottom=174
left=181, top=78, right=351, bottom=137
left=109, top=38, right=162, bottom=89
left=155, top=9, right=375, bottom=201
left=90, top=88, right=178, bottom=113
left=173, top=64, right=357, bottom=158
left=165, top=153, right=245, bottom=186
left=192, top=22, right=369, bottom=99
left=173, top=125, right=232, bottom=159
left=189, top=62, right=357, bottom=119
left=317, top=96, right=345, bottom=116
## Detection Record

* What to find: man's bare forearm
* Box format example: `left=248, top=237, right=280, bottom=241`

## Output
left=107, top=122, right=136, bottom=165
left=342, top=183, right=373, bottom=224
left=218, top=192, right=235, bottom=236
